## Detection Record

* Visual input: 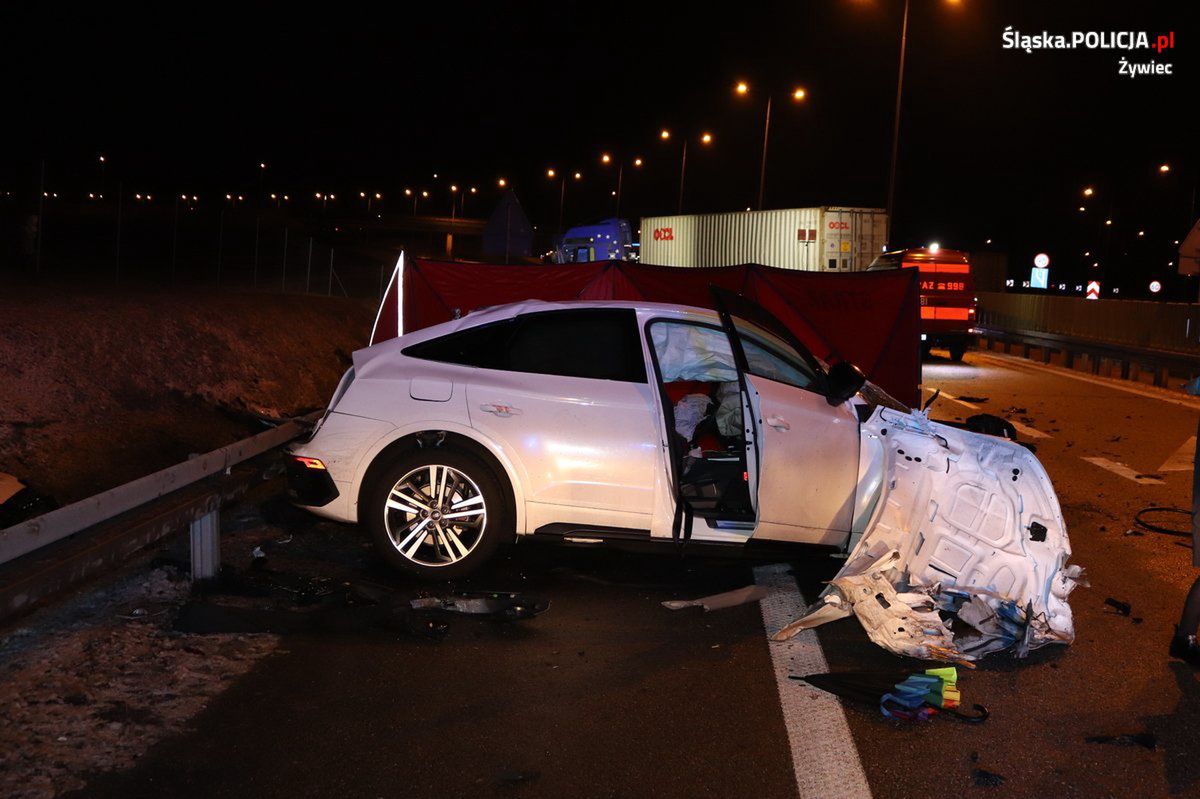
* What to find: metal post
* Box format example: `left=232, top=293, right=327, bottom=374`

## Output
left=306, top=236, right=313, bottom=292
left=677, top=140, right=688, bottom=214
left=35, top=160, right=45, bottom=275
left=171, top=194, right=180, bottom=279
left=189, top=507, right=220, bottom=581
left=616, top=163, right=624, bottom=217
left=558, top=178, right=566, bottom=232
left=505, top=203, right=512, bottom=264
left=756, top=95, right=773, bottom=211
left=253, top=215, right=260, bottom=287
left=885, top=0, right=910, bottom=248
left=281, top=227, right=288, bottom=292
left=115, top=182, right=123, bottom=283
left=216, top=207, right=225, bottom=284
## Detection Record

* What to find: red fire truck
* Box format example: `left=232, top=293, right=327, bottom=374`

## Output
left=868, top=247, right=976, bottom=361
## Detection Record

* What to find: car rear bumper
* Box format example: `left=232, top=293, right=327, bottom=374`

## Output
left=285, top=456, right=341, bottom=507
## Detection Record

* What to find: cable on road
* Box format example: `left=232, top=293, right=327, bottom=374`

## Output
left=1134, top=507, right=1193, bottom=537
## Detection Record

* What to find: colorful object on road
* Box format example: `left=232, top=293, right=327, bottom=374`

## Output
left=794, top=667, right=987, bottom=723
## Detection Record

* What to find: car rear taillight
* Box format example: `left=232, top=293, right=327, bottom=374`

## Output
left=292, top=456, right=327, bottom=470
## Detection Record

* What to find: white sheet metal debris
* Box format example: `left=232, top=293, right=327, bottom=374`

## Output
left=775, top=406, right=1083, bottom=662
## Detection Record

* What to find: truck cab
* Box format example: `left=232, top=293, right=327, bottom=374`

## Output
left=552, top=218, right=636, bottom=263
left=868, top=247, right=976, bottom=361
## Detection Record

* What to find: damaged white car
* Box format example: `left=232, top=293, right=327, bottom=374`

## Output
left=289, top=290, right=1080, bottom=660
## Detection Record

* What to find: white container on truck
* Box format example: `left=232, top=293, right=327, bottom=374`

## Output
left=639, top=207, right=887, bottom=271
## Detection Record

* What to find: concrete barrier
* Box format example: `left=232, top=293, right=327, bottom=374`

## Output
left=977, top=292, right=1200, bottom=355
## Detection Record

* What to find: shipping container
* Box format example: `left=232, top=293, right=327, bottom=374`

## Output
left=638, top=207, right=888, bottom=271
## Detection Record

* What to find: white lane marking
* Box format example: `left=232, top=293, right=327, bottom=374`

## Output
left=754, top=564, right=872, bottom=799
left=923, top=388, right=1050, bottom=439
left=973, top=351, right=1200, bottom=411
left=1159, top=436, right=1197, bottom=473
left=1082, top=456, right=1165, bottom=485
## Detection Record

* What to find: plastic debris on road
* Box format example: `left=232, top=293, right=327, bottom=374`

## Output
left=410, top=591, right=549, bottom=620
left=662, top=585, right=773, bottom=612
left=793, top=666, right=988, bottom=723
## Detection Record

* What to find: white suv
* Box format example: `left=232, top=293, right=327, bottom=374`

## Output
left=288, top=289, right=1072, bottom=651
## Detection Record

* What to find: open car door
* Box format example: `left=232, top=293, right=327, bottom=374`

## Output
left=711, top=288, right=861, bottom=546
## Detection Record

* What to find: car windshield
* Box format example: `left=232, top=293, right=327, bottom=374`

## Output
left=857, top=379, right=910, bottom=413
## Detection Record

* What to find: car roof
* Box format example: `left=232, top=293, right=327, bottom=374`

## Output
left=353, top=299, right=720, bottom=370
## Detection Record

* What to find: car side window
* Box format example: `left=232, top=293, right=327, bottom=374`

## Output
left=506, top=309, right=647, bottom=382
left=401, top=318, right=517, bottom=368
left=736, top=325, right=819, bottom=391
left=403, top=309, right=646, bottom=383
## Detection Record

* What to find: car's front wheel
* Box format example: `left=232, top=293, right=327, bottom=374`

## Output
left=364, top=448, right=511, bottom=579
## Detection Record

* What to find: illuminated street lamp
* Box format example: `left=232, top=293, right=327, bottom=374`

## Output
left=1159, top=163, right=1171, bottom=173
left=735, top=80, right=806, bottom=210
left=498, top=177, right=507, bottom=188
left=1083, top=186, right=1094, bottom=197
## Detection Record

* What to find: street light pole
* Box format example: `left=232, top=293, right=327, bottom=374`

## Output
left=756, top=94, right=773, bottom=211
left=559, top=177, right=567, bottom=231
left=678, top=139, right=688, bottom=214
left=615, top=163, right=624, bottom=217
left=885, top=0, right=910, bottom=247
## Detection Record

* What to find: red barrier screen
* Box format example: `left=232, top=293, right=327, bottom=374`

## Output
left=372, top=258, right=921, bottom=407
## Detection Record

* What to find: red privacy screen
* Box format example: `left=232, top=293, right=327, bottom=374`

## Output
left=371, top=258, right=920, bottom=408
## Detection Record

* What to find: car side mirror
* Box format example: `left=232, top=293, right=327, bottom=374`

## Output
left=826, top=361, right=867, bottom=406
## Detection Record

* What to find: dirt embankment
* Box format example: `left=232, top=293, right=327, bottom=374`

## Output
left=0, top=288, right=374, bottom=504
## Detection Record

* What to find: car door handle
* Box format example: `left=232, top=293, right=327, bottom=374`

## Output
left=766, top=415, right=790, bottom=431
left=480, top=403, right=522, bottom=418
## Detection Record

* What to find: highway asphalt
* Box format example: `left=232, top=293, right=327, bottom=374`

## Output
left=65, top=350, right=1200, bottom=798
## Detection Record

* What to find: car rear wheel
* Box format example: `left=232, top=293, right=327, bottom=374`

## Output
left=364, top=448, right=511, bottom=579
left=949, top=343, right=967, bottom=361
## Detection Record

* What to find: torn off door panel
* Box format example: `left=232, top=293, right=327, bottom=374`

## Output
left=775, top=406, right=1083, bottom=661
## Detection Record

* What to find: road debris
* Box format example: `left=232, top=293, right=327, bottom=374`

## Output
left=662, top=585, right=772, bottom=611
left=972, top=768, right=1006, bottom=788
left=410, top=591, right=549, bottom=620
left=1085, top=732, right=1157, bottom=750
left=1104, top=598, right=1132, bottom=616
left=792, top=666, right=987, bottom=723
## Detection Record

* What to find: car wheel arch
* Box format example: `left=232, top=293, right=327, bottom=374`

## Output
left=356, top=429, right=522, bottom=538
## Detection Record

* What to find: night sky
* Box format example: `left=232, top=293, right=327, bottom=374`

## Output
left=4, top=1, right=1195, bottom=294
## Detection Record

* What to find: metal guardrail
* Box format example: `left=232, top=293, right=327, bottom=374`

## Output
left=0, top=412, right=319, bottom=624
left=974, top=326, right=1200, bottom=387
left=977, top=291, right=1200, bottom=356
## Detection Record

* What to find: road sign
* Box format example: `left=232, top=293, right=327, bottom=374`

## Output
left=1086, top=280, right=1101, bottom=300
left=1030, top=267, right=1049, bottom=289
left=1150, top=280, right=1162, bottom=294
left=1034, top=252, right=1050, bottom=268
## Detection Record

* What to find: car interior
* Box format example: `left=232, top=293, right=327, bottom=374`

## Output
left=649, top=321, right=755, bottom=524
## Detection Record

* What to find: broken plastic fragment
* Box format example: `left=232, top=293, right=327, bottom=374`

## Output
left=662, top=585, right=772, bottom=612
